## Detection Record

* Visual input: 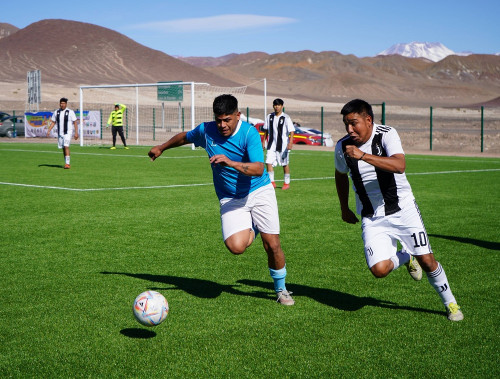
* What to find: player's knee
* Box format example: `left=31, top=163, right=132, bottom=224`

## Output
left=224, top=240, right=246, bottom=255
left=370, top=262, right=391, bottom=278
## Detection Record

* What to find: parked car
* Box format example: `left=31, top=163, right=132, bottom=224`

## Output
left=254, top=123, right=323, bottom=146
left=0, top=115, right=25, bottom=137
left=296, top=126, right=334, bottom=147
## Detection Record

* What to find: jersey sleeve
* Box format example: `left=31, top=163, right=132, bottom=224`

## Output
left=69, top=110, right=77, bottom=122
left=262, top=114, right=270, bottom=131
left=383, top=128, right=405, bottom=156
left=186, top=123, right=206, bottom=148
left=286, top=115, right=295, bottom=133
left=334, top=140, right=349, bottom=173
left=246, top=126, right=265, bottom=163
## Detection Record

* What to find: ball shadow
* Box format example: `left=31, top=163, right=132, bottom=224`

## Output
left=120, top=327, right=157, bottom=339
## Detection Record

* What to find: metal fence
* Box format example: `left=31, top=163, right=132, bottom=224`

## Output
left=3, top=102, right=500, bottom=155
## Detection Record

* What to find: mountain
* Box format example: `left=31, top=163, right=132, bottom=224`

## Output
left=378, top=42, right=459, bottom=62
left=0, top=19, right=239, bottom=87
left=199, top=50, right=500, bottom=105
left=1, top=21, right=499, bottom=107
left=0, top=22, right=18, bottom=39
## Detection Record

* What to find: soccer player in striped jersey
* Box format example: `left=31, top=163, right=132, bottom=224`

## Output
left=148, top=94, right=294, bottom=306
left=46, top=97, right=79, bottom=169
left=262, top=98, right=295, bottom=190
left=334, top=99, right=463, bottom=321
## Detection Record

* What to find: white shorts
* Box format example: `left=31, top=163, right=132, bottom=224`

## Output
left=265, top=150, right=290, bottom=167
left=220, top=184, right=280, bottom=241
left=362, top=199, right=432, bottom=268
left=57, top=134, right=72, bottom=149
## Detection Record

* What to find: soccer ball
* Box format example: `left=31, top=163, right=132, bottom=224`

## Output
left=133, top=291, right=169, bottom=327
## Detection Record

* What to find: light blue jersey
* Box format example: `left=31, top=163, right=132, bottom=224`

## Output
left=187, top=120, right=271, bottom=200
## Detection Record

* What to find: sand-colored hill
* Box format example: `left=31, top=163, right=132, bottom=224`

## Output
left=0, top=19, right=239, bottom=87
left=0, top=19, right=499, bottom=110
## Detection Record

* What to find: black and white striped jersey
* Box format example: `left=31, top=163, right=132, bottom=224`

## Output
left=334, top=124, right=414, bottom=218
left=262, top=112, right=295, bottom=153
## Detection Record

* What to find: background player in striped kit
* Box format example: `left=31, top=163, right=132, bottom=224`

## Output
left=262, top=98, right=295, bottom=190
left=46, top=97, right=79, bottom=169
left=334, top=99, right=463, bottom=321
left=107, top=103, right=129, bottom=149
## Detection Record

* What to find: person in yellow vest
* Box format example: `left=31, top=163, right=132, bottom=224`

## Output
left=107, top=103, right=129, bottom=149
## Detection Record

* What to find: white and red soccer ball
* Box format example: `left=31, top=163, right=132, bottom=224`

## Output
left=133, top=291, right=169, bottom=327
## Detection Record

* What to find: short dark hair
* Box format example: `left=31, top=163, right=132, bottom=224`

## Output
left=213, top=94, right=238, bottom=116
left=60, top=97, right=68, bottom=103
left=340, top=99, right=374, bottom=121
left=273, top=98, right=284, bottom=106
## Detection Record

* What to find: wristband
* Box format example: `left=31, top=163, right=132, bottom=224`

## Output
left=360, top=152, right=366, bottom=161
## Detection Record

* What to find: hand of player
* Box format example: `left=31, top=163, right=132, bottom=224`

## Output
left=345, top=145, right=364, bottom=160
left=341, top=208, right=359, bottom=224
left=148, top=146, right=163, bottom=161
left=209, top=154, right=231, bottom=167
left=148, top=146, right=163, bottom=162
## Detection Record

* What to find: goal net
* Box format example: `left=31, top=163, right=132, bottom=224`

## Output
left=78, top=80, right=267, bottom=147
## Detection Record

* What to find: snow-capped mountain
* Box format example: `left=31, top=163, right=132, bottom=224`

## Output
left=378, top=42, right=458, bottom=62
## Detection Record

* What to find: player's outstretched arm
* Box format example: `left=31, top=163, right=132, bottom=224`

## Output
left=335, top=169, right=359, bottom=224
left=149, top=132, right=190, bottom=161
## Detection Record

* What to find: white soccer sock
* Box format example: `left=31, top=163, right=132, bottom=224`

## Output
left=390, top=250, right=411, bottom=271
left=268, top=171, right=275, bottom=182
left=426, top=262, right=457, bottom=306
left=284, top=173, right=291, bottom=184
left=65, top=156, right=70, bottom=165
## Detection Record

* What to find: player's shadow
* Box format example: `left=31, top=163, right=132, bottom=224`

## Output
left=237, top=279, right=444, bottom=316
left=429, top=233, right=500, bottom=251
left=101, top=271, right=249, bottom=298
left=38, top=164, right=64, bottom=168
left=102, top=271, right=443, bottom=316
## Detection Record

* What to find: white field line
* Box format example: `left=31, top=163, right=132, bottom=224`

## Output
left=0, top=148, right=203, bottom=159
left=2, top=148, right=500, bottom=164
left=0, top=169, right=499, bottom=192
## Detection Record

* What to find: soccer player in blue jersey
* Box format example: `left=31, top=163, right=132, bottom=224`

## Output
left=148, top=94, right=294, bottom=305
left=334, top=98, right=463, bottom=321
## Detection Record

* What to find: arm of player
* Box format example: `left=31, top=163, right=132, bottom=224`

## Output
left=344, top=145, right=406, bottom=174
left=209, top=155, right=264, bottom=176
left=335, top=169, right=359, bottom=224
left=149, top=132, right=190, bottom=161
left=287, top=131, right=294, bottom=150
left=73, top=121, right=79, bottom=140
left=46, top=120, right=55, bottom=136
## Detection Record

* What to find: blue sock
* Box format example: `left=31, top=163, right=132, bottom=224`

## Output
left=269, top=266, right=287, bottom=292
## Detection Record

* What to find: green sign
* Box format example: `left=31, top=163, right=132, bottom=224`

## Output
left=157, top=81, right=183, bottom=101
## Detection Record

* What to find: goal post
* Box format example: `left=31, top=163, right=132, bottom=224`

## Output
left=78, top=81, right=266, bottom=147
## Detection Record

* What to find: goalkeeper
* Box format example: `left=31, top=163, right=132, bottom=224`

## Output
left=107, top=103, right=129, bottom=149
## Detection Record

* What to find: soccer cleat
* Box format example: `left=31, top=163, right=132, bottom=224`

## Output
left=110, top=146, right=116, bottom=150
left=124, top=146, right=130, bottom=150
left=282, top=183, right=290, bottom=190
left=405, top=255, right=422, bottom=281
left=271, top=181, right=276, bottom=188
left=64, top=164, right=70, bottom=169
left=276, top=290, right=295, bottom=306
left=446, top=303, right=464, bottom=321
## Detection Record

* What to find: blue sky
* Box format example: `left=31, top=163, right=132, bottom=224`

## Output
left=3, top=0, right=499, bottom=57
